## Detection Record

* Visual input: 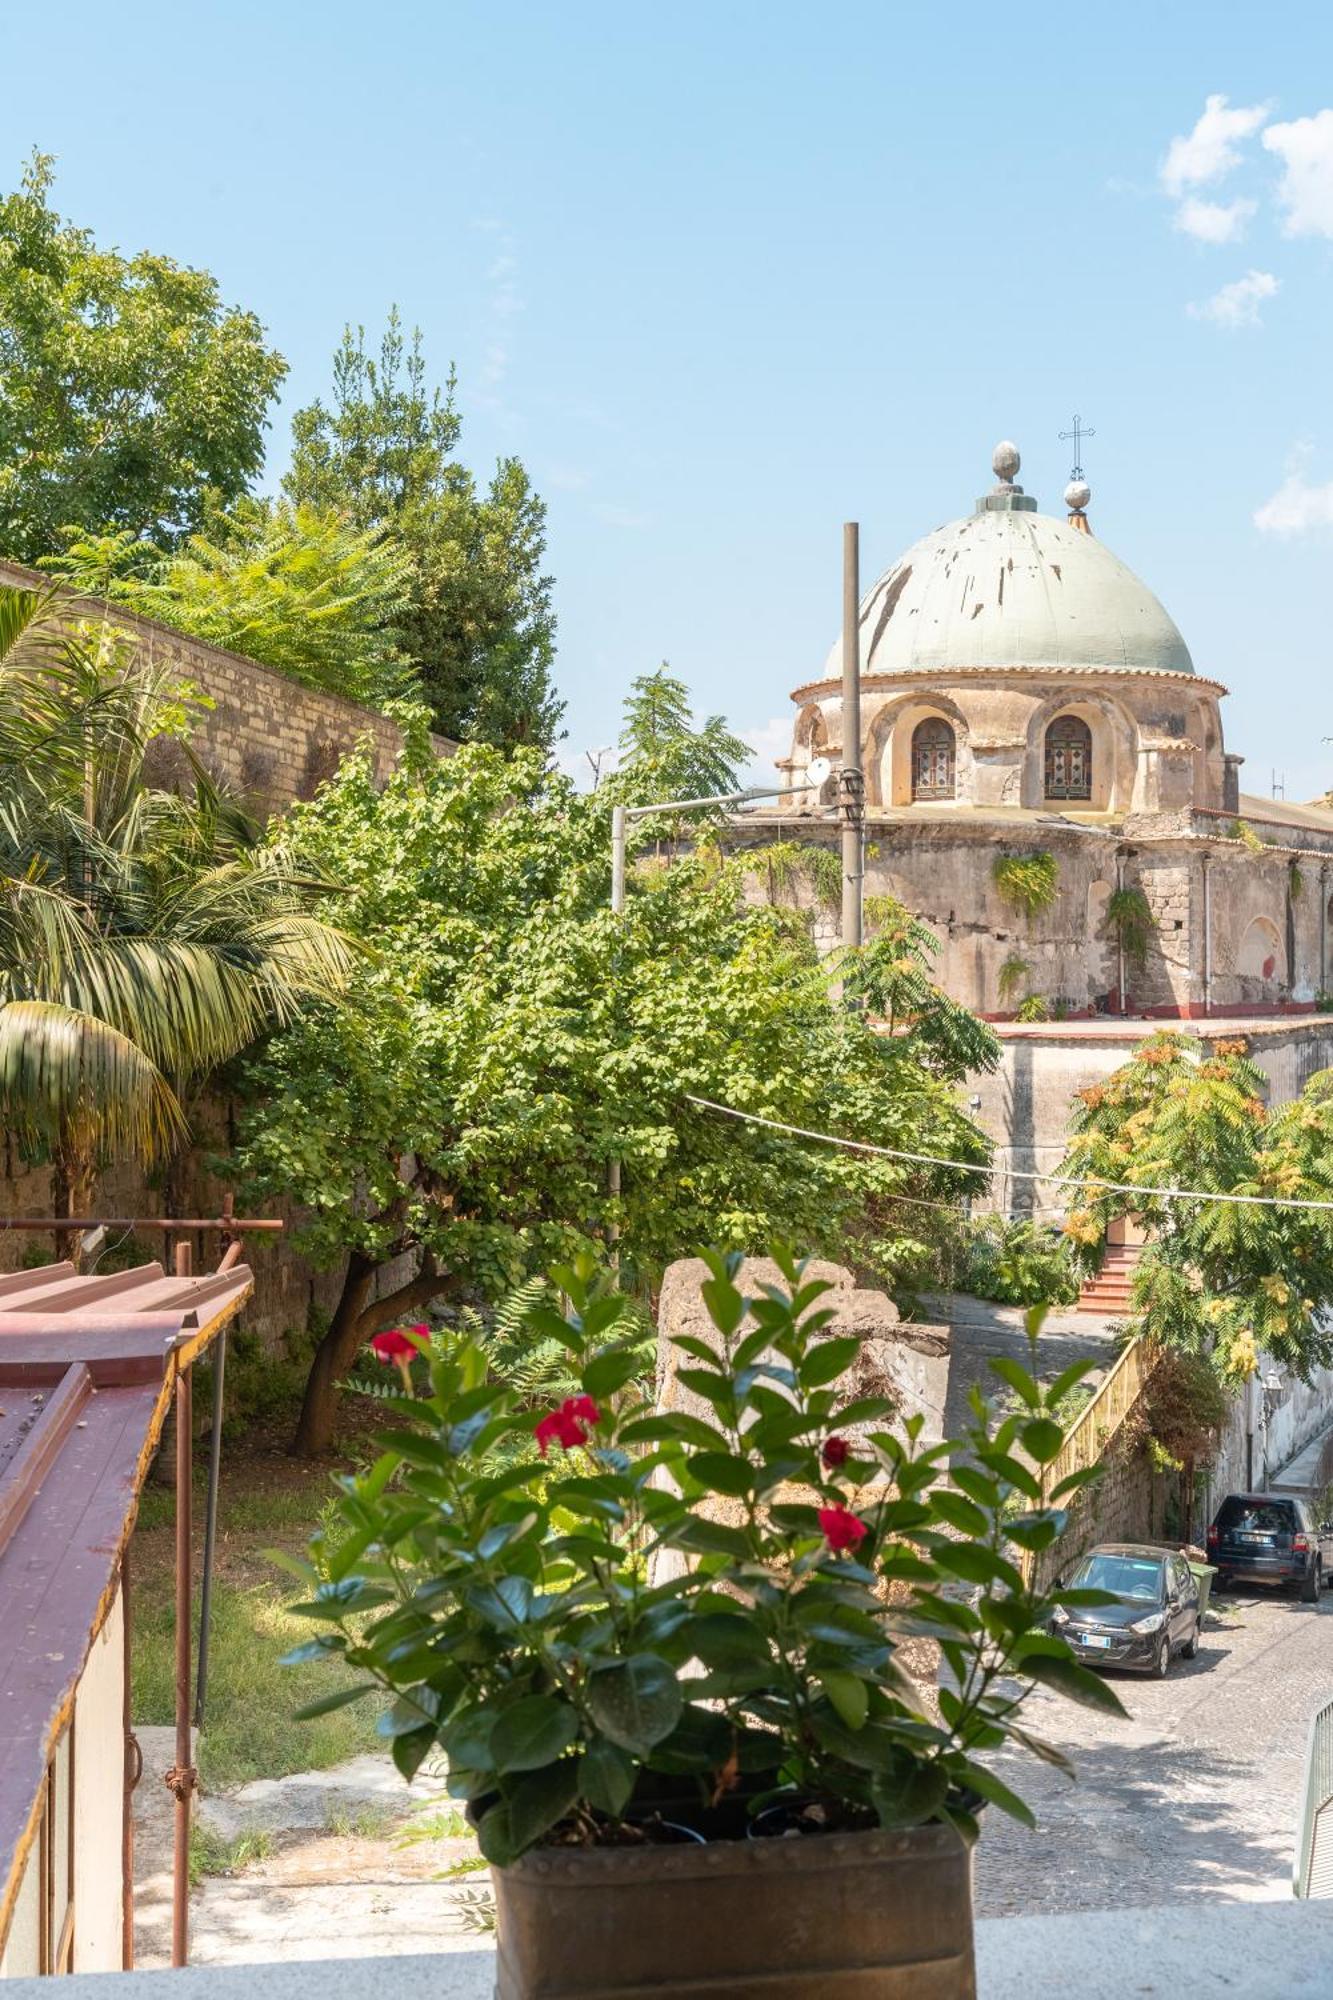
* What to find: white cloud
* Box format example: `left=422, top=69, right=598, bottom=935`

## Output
left=1162, top=93, right=1270, bottom=196
left=1264, top=109, right=1333, bottom=236
left=1174, top=195, right=1257, bottom=243
left=739, top=716, right=794, bottom=783
left=1187, top=268, right=1279, bottom=327
left=1254, top=449, right=1333, bottom=535
left=591, top=503, right=653, bottom=530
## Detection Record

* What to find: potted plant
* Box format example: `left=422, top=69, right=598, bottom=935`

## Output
left=287, top=1250, right=1123, bottom=1998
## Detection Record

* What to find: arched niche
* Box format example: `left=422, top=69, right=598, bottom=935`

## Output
left=1237, top=914, right=1284, bottom=994
left=910, top=717, right=956, bottom=799
left=869, top=694, right=972, bottom=808
left=1021, top=694, right=1134, bottom=812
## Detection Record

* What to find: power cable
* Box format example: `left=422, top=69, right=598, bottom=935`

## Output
left=683, top=1094, right=1333, bottom=1215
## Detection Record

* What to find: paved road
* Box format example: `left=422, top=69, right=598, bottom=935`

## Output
left=911, top=1293, right=1121, bottom=1439
left=975, top=1583, right=1333, bottom=1916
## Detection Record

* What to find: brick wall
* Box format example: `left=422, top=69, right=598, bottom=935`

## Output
left=0, top=558, right=454, bottom=817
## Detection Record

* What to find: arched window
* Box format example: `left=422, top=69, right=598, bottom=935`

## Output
left=1045, top=715, right=1092, bottom=801
left=911, top=718, right=955, bottom=800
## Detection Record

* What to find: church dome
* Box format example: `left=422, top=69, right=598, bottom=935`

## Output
left=826, top=446, right=1194, bottom=681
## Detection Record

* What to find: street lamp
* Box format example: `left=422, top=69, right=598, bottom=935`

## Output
left=609, top=763, right=833, bottom=913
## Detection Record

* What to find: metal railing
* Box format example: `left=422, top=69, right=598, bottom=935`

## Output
left=1042, top=1334, right=1157, bottom=1499
left=1295, top=1697, right=1333, bottom=1896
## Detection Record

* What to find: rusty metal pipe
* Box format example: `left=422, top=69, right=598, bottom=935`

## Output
left=194, top=1329, right=227, bottom=1728
left=0, top=1216, right=282, bottom=1231
left=171, top=1360, right=194, bottom=1968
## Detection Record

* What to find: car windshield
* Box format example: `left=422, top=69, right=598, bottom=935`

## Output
left=1216, top=1500, right=1294, bottom=1534
left=1068, top=1554, right=1165, bottom=1603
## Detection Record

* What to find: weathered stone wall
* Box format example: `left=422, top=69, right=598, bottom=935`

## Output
left=1033, top=1425, right=1169, bottom=1590
left=0, top=558, right=454, bottom=818
left=967, top=1017, right=1333, bottom=1217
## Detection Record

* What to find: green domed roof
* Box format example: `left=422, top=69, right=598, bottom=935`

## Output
left=826, top=453, right=1194, bottom=681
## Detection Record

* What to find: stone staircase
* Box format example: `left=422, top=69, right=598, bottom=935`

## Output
left=1077, top=1241, right=1142, bottom=1315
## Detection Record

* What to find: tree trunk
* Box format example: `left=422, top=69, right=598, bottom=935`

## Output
left=291, top=1249, right=453, bottom=1457
left=52, top=1146, right=98, bottom=1269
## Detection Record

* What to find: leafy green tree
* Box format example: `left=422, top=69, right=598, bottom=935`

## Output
left=0, top=152, right=286, bottom=561
left=44, top=502, right=414, bottom=707
left=0, top=585, right=351, bottom=1228
left=283, top=313, right=560, bottom=747
left=1062, top=1033, right=1333, bottom=1379
left=231, top=737, right=994, bottom=1454
left=606, top=665, right=749, bottom=811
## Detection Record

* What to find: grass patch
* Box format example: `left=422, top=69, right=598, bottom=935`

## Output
left=189, top=1823, right=274, bottom=1888
left=131, top=1450, right=383, bottom=1792
left=133, top=1577, right=383, bottom=1790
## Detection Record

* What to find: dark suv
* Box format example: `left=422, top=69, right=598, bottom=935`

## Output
left=1208, top=1493, right=1333, bottom=1601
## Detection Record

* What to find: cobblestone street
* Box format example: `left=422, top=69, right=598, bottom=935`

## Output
left=975, top=1585, right=1333, bottom=1916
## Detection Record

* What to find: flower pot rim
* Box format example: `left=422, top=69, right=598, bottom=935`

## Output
left=495, top=1815, right=970, bottom=1885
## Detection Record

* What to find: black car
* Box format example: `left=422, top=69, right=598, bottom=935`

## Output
left=1207, top=1492, right=1333, bottom=1601
left=1053, top=1543, right=1201, bottom=1677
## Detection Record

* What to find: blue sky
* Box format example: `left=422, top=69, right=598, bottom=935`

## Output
left=9, top=2, right=1333, bottom=796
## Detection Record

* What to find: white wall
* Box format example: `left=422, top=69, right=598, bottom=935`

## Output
left=72, top=1588, right=125, bottom=1974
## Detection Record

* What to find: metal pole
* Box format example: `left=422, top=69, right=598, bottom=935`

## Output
left=194, top=1330, right=227, bottom=1728
left=840, top=523, right=864, bottom=952
left=610, top=805, right=627, bottom=916
left=1115, top=851, right=1127, bottom=1016
left=1201, top=851, right=1212, bottom=1018
left=171, top=1357, right=194, bottom=1968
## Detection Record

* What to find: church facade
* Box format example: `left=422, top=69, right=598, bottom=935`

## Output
left=745, top=443, right=1333, bottom=1203
left=772, top=443, right=1333, bottom=1021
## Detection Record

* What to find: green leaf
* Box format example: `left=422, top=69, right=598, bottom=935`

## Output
left=292, top=1682, right=377, bottom=1721
left=958, top=1762, right=1037, bottom=1827
left=818, top=1669, right=869, bottom=1731
left=392, top=1725, right=437, bottom=1782
left=582, top=1340, right=647, bottom=1399
left=587, top=1655, right=682, bottom=1755
left=1020, top=1417, right=1065, bottom=1465
left=933, top=1543, right=1024, bottom=1591
left=800, top=1336, right=861, bottom=1389
left=580, top=1737, right=635, bottom=1817
left=685, top=1451, right=753, bottom=1497
left=490, top=1694, right=581, bottom=1774
left=688, top=1613, right=770, bottom=1670
left=871, top=1763, right=949, bottom=1827
left=1027, top=1653, right=1129, bottom=1715
left=505, top=1759, right=582, bottom=1852
left=700, top=1276, right=746, bottom=1336
left=988, top=1355, right=1040, bottom=1408
left=930, top=1492, right=989, bottom=1538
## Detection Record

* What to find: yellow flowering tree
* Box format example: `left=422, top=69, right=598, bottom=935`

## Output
left=1060, top=1034, right=1333, bottom=1379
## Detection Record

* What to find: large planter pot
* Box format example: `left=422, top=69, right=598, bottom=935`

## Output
left=491, top=1818, right=975, bottom=1999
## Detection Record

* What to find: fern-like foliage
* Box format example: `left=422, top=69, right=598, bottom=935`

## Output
left=1105, top=887, right=1156, bottom=972
left=997, top=953, right=1031, bottom=1006
left=752, top=839, right=842, bottom=911
left=992, top=851, right=1059, bottom=919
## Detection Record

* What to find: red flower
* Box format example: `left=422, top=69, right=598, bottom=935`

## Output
left=370, top=1327, right=422, bottom=1364
left=821, top=1435, right=851, bottom=1469
left=818, top=1505, right=868, bottom=1555
left=534, top=1395, right=602, bottom=1456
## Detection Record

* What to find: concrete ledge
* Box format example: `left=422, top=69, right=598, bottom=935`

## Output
left=9, top=1901, right=1333, bottom=1995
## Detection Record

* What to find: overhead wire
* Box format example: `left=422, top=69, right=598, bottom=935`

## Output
left=683, top=1093, right=1333, bottom=1215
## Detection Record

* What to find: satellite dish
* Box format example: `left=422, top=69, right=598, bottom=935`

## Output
left=805, top=756, right=831, bottom=787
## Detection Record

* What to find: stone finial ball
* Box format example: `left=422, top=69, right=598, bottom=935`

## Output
left=992, top=441, right=1021, bottom=482
left=1064, top=478, right=1091, bottom=511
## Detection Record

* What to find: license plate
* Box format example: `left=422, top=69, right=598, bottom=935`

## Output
left=1239, top=1534, right=1270, bottom=1545
left=1081, top=1634, right=1112, bottom=1649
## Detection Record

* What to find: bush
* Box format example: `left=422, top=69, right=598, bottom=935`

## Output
left=960, top=1216, right=1081, bottom=1307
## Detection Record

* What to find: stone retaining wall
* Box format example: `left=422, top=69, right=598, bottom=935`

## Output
left=0, top=557, right=454, bottom=817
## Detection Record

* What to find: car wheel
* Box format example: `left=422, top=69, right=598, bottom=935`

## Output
left=1151, top=1632, right=1170, bottom=1679
left=1302, top=1563, right=1320, bottom=1604
left=1183, top=1615, right=1200, bottom=1660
